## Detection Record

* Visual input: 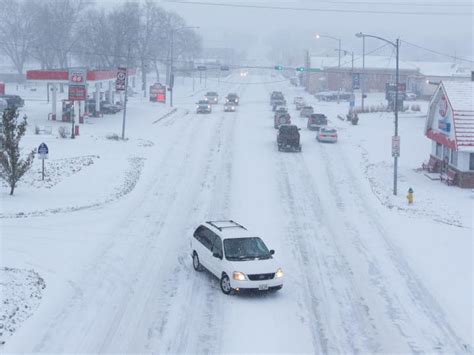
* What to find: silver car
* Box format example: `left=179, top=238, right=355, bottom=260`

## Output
left=224, top=102, right=236, bottom=112
left=316, top=127, right=338, bottom=143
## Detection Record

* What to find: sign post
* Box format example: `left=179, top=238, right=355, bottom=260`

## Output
left=392, top=136, right=400, bottom=157
left=68, top=68, right=87, bottom=139
left=116, top=67, right=128, bottom=139
left=38, top=143, right=49, bottom=180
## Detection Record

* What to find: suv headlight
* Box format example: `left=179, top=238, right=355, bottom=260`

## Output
left=275, top=268, right=284, bottom=278
left=233, top=271, right=247, bottom=281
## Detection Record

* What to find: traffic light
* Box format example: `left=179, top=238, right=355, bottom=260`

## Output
left=296, top=67, right=305, bottom=72
left=274, top=65, right=283, bottom=70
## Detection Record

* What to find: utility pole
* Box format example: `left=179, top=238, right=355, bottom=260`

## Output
left=394, top=38, right=400, bottom=196
left=121, top=48, right=130, bottom=140
left=169, top=30, right=174, bottom=107
left=356, top=32, right=400, bottom=195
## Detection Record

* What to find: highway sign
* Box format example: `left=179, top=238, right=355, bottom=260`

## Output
left=197, top=66, right=207, bottom=71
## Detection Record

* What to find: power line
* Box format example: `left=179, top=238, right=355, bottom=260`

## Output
left=166, top=1, right=471, bottom=16
left=305, top=0, right=472, bottom=7
left=400, top=40, right=474, bottom=63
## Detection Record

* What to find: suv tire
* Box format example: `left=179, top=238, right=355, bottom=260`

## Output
left=220, top=273, right=232, bottom=295
left=193, top=252, right=203, bottom=271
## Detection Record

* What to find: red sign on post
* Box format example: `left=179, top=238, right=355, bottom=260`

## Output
left=68, top=85, right=87, bottom=101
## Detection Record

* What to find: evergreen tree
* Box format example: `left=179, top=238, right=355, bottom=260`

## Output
left=0, top=106, right=35, bottom=195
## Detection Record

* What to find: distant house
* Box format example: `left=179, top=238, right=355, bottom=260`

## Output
left=424, top=81, right=474, bottom=187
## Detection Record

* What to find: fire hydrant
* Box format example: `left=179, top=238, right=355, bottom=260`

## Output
left=407, top=188, right=414, bottom=205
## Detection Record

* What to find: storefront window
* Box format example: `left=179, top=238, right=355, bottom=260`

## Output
left=436, top=143, right=442, bottom=157
left=450, top=150, right=458, bottom=167
left=470, top=153, right=474, bottom=171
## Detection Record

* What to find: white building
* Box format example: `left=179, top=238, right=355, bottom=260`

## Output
left=424, top=80, right=474, bottom=187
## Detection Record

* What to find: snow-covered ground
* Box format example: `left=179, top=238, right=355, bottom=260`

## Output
left=1, top=71, right=472, bottom=353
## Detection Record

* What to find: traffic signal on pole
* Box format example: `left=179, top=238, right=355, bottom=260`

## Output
left=274, top=65, right=283, bottom=70
left=296, top=67, right=305, bottom=72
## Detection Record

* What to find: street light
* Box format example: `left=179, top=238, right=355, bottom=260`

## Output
left=315, top=33, right=342, bottom=68
left=355, top=32, right=400, bottom=196
left=169, top=26, right=200, bottom=107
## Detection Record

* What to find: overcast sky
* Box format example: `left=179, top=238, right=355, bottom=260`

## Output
left=160, top=0, right=473, bottom=62
left=101, top=0, right=473, bottom=65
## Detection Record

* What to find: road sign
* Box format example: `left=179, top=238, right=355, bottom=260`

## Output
left=38, top=142, right=48, bottom=159
left=197, top=66, right=207, bottom=71
left=352, top=73, right=360, bottom=89
left=116, top=67, right=127, bottom=91
left=392, top=136, right=400, bottom=157
left=220, top=65, right=230, bottom=71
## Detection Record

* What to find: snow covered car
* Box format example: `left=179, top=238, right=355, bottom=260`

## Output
left=300, top=106, right=314, bottom=117
left=191, top=220, right=284, bottom=294
left=204, top=92, right=219, bottom=104
left=224, top=101, right=236, bottom=112
left=225, top=93, right=239, bottom=105
left=274, top=112, right=291, bottom=129
left=307, top=113, right=328, bottom=131
left=196, top=100, right=212, bottom=114
left=277, top=124, right=301, bottom=152
left=293, top=96, right=304, bottom=105
left=316, top=127, right=338, bottom=143
left=270, top=91, right=286, bottom=106
left=295, top=100, right=306, bottom=110
left=272, top=99, right=286, bottom=111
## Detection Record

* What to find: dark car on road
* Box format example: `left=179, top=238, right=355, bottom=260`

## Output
left=307, top=113, right=328, bottom=130
left=225, top=93, right=239, bottom=105
left=277, top=124, right=301, bottom=152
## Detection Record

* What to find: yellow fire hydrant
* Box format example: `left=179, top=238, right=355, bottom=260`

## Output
left=407, top=188, right=414, bottom=205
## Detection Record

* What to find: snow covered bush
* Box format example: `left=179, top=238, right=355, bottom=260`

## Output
left=58, top=126, right=68, bottom=138
left=0, top=107, right=35, bottom=195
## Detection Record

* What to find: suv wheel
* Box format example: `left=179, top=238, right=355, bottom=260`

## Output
left=220, top=274, right=232, bottom=295
left=193, top=252, right=203, bottom=271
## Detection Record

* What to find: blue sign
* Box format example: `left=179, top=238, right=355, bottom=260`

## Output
left=352, top=73, right=360, bottom=90
left=38, top=143, right=48, bottom=155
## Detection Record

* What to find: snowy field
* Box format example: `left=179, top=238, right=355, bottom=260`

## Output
left=1, top=71, right=472, bottom=353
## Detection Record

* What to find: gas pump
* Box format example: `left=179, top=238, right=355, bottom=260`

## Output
left=61, top=100, right=74, bottom=122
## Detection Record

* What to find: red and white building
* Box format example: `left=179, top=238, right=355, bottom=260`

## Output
left=424, top=80, right=474, bottom=187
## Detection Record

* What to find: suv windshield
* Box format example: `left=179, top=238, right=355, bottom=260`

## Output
left=224, top=237, right=271, bottom=261
left=280, top=125, right=298, bottom=134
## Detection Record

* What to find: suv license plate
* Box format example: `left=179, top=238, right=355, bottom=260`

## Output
left=259, top=284, right=269, bottom=291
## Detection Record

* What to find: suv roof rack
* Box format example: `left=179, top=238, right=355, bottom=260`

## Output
left=206, top=220, right=247, bottom=232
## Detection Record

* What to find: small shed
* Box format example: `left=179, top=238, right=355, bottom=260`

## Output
left=424, top=80, right=474, bottom=187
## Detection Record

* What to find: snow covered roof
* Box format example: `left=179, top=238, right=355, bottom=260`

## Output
left=309, top=55, right=473, bottom=77
left=443, top=81, right=474, bottom=112
left=444, top=81, right=474, bottom=151
left=425, top=81, right=474, bottom=152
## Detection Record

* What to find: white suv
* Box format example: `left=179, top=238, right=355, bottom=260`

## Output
left=191, top=220, right=284, bottom=294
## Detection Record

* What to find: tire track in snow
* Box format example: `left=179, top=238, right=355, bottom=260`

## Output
left=27, top=103, right=213, bottom=352
left=317, top=141, right=470, bottom=353
left=156, top=83, right=245, bottom=355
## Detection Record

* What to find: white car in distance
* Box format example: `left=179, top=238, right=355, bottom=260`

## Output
left=316, top=127, right=338, bottom=143
left=191, top=220, right=284, bottom=294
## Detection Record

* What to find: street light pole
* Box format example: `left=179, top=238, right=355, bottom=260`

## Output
left=355, top=32, right=400, bottom=195
left=394, top=38, right=400, bottom=195
left=316, top=33, right=342, bottom=68
left=362, top=36, right=365, bottom=111
left=170, top=29, right=174, bottom=107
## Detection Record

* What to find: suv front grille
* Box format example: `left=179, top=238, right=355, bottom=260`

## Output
left=247, top=273, right=275, bottom=281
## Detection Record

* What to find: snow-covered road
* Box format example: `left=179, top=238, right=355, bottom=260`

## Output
left=2, top=72, right=471, bottom=353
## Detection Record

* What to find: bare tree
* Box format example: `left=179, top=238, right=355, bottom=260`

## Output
left=0, top=0, right=35, bottom=77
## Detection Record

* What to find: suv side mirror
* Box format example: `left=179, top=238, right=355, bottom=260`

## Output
left=213, top=252, right=222, bottom=259
left=269, top=249, right=275, bottom=255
